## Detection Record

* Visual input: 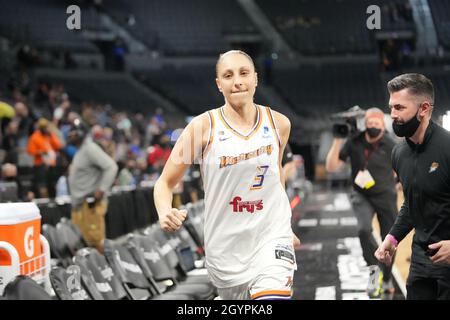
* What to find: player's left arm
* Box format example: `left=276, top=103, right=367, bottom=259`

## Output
left=272, top=110, right=301, bottom=249
left=271, top=110, right=291, bottom=187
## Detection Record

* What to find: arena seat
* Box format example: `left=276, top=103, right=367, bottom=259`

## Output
left=103, top=239, right=195, bottom=300
left=75, top=247, right=130, bottom=300
left=126, top=233, right=216, bottom=299
left=142, top=225, right=214, bottom=288
left=56, top=217, right=87, bottom=256
left=49, top=266, right=92, bottom=300
left=41, top=224, right=73, bottom=268
left=2, top=275, right=52, bottom=300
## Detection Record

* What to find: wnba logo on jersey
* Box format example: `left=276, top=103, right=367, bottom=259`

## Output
left=262, top=126, right=271, bottom=138
left=229, top=196, right=263, bottom=213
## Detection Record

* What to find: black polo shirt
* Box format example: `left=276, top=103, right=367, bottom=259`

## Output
left=339, top=131, right=396, bottom=195
left=390, top=121, right=450, bottom=266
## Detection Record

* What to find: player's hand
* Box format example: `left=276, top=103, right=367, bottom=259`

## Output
left=428, top=241, right=450, bottom=265
left=159, top=208, right=188, bottom=232
left=93, top=189, right=105, bottom=202
left=374, top=237, right=396, bottom=266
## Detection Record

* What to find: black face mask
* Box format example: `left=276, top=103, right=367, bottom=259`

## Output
left=392, top=108, right=421, bottom=138
left=367, top=127, right=382, bottom=138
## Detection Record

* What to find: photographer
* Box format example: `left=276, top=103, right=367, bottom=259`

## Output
left=68, top=122, right=118, bottom=254
left=326, top=108, right=398, bottom=298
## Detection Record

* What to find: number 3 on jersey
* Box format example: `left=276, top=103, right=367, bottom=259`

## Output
left=250, top=165, right=269, bottom=190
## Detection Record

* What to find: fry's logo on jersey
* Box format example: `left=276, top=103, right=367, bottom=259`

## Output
left=219, top=144, right=273, bottom=168
left=229, top=196, right=264, bottom=213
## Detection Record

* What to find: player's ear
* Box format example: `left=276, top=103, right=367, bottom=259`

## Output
left=216, top=78, right=223, bottom=92
left=254, top=72, right=258, bottom=88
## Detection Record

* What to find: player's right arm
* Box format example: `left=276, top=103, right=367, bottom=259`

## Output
left=154, top=113, right=209, bottom=232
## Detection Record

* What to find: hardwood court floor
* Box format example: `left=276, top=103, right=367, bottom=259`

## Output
left=293, top=183, right=406, bottom=300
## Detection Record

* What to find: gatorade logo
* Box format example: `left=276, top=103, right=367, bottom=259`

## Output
left=24, top=226, right=34, bottom=258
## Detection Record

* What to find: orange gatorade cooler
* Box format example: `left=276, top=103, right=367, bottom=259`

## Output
left=0, top=202, right=42, bottom=279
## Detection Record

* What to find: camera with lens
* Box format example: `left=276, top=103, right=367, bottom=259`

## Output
left=330, top=106, right=366, bottom=138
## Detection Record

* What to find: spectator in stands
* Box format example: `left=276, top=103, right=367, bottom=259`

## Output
left=129, top=136, right=143, bottom=159
left=34, top=81, right=51, bottom=108
left=326, top=108, right=398, bottom=298
left=27, top=118, right=62, bottom=198
left=0, top=100, right=15, bottom=137
left=114, top=137, right=129, bottom=164
left=45, top=83, right=67, bottom=116
left=1, top=119, right=20, bottom=165
left=145, top=114, right=163, bottom=147
left=135, top=156, right=150, bottom=182
left=100, top=127, right=116, bottom=159
left=13, top=101, right=37, bottom=168
left=68, top=122, right=118, bottom=254
left=59, top=111, right=81, bottom=161
left=81, top=103, right=96, bottom=127
left=154, top=50, right=299, bottom=300
left=52, top=93, right=71, bottom=126
left=116, top=112, right=132, bottom=140
left=14, top=102, right=36, bottom=141
left=90, top=124, right=104, bottom=145
left=0, top=162, right=22, bottom=202
left=55, top=165, right=70, bottom=198
left=147, top=133, right=171, bottom=174
left=117, top=158, right=137, bottom=187
left=133, top=112, right=146, bottom=137
left=151, top=107, right=166, bottom=130
left=94, top=104, right=108, bottom=128
left=1, top=163, right=17, bottom=180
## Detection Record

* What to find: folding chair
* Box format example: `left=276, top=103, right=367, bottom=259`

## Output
left=49, top=265, right=92, bottom=300
left=144, top=225, right=212, bottom=286
left=73, top=254, right=114, bottom=300
left=75, top=247, right=129, bottom=300
left=56, top=217, right=87, bottom=255
left=104, top=239, right=193, bottom=300
left=128, top=232, right=216, bottom=300
left=41, top=224, right=72, bottom=268
left=2, top=275, right=52, bottom=300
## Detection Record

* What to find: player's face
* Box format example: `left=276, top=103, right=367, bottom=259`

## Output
left=388, top=89, right=422, bottom=124
left=216, top=53, right=258, bottom=108
left=365, top=117, right=384, bottom=130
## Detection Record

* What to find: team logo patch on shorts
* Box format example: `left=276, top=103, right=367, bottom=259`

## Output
left=274, top=245, right=295, bottom=264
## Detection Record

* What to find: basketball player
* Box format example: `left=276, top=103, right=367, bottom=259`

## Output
left=154, top=50, right=299, bottom=300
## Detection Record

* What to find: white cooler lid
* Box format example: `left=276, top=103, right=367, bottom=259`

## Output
left=0, top=202, right=41, bottom=225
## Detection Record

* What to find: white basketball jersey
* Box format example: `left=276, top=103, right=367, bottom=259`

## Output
left=200, top=105, right=296, bottom=288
